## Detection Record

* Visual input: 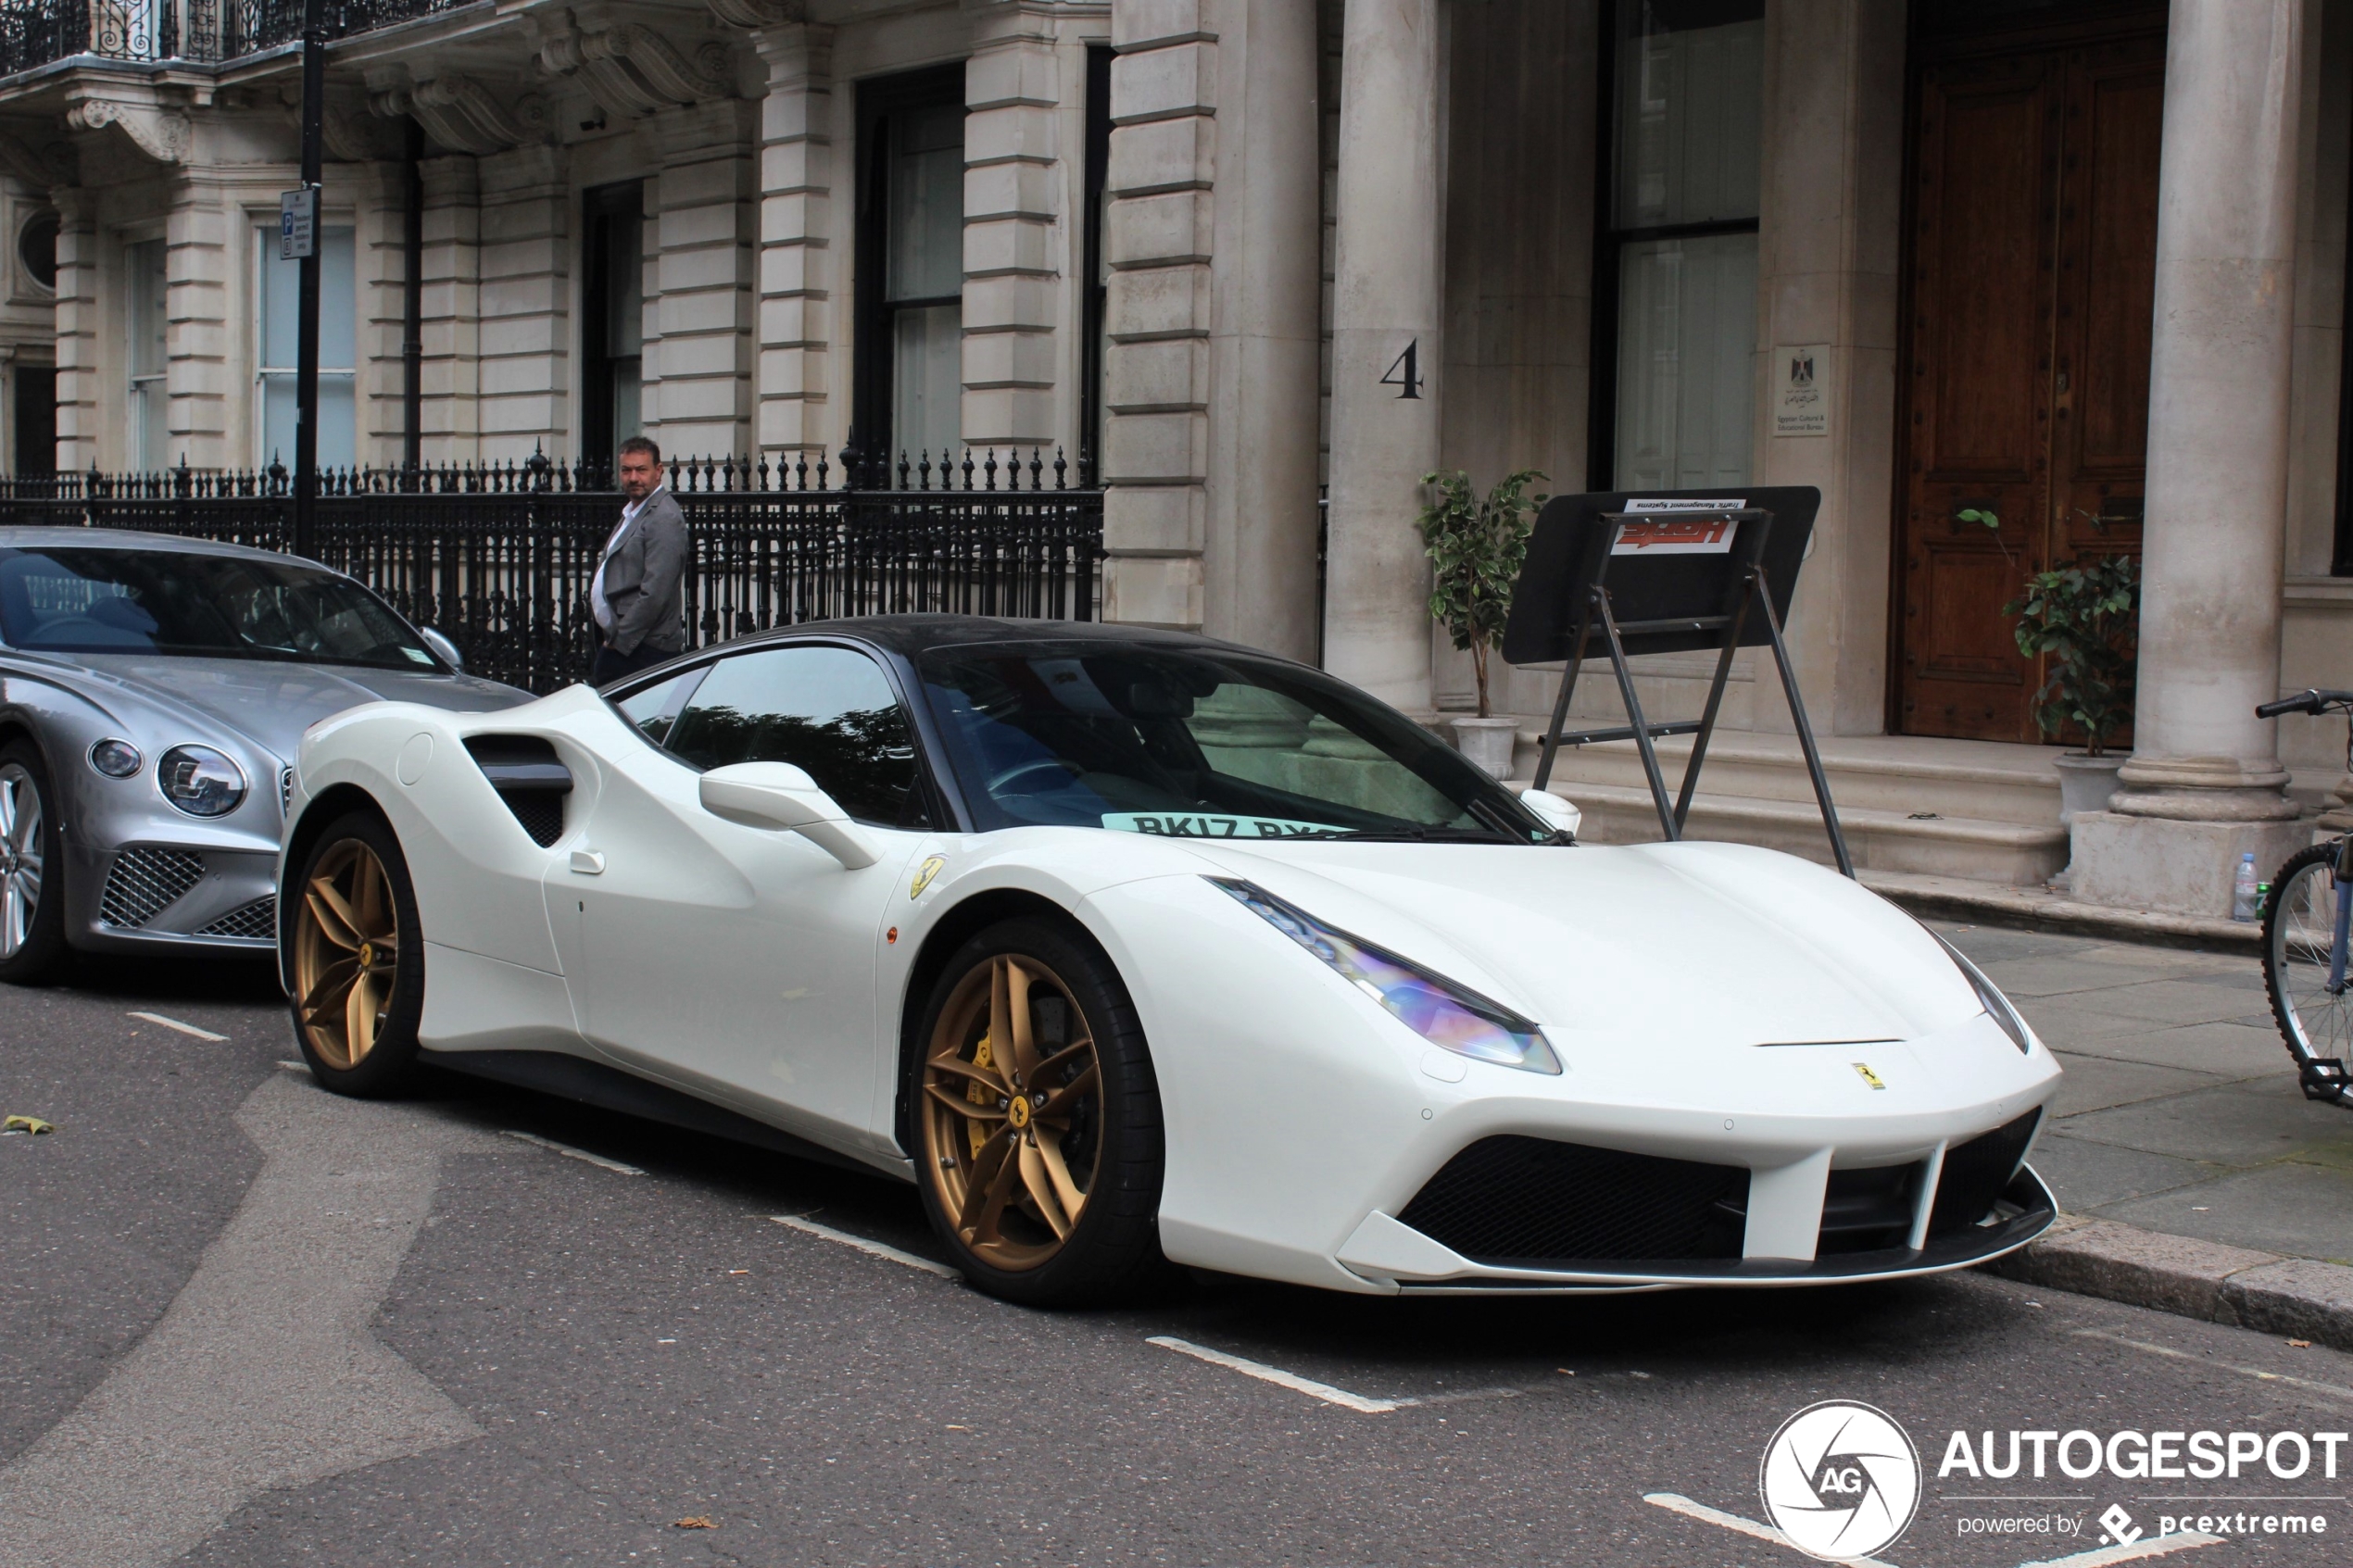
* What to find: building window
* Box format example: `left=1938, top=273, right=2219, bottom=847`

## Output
left=582, top=181, right=645, bottom=474
left=1590, top=0, right=1764, bottom=491
left=127, top=238, right=167, bottom=471
left=855, top=66, right=965, bottom=467
left=255, top=223, right=356, bottom=470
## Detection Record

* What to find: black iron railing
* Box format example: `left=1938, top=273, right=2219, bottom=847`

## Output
left=0, top=447, right=1105, bottom=694
left=0, top=0, right=475, bottom=76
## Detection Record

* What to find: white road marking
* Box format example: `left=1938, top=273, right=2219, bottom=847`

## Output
left=2073, top=1327, right=2353, bottom=1406
left=501, top=1130, right=644, bottom=1176
left=766, top=1214, right=959, bottom=1278
left=1644, top=1493, right=1901, bottom=1567
left=1147, top=1336, right=1399, bottom=1414
left=128, top=1011, right=228, bottom=1041
left=2014, top=1534, right=2225, bottom=1567
left=1645, top=1491, right=2224, bottom=1568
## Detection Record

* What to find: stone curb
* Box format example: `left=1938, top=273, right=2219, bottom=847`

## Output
left=1867, top=871, right=2262, bottom=952
left=1992, top=1214, right=2353, bottom=1349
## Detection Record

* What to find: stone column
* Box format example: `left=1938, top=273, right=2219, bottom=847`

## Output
left=476, top=145, right=569, bottom=461
left=1749, top=0, right=1906, bottom=737
left=964, top=0, right=1062, bottom=449
left=418, top=155, right=481, bottom=466
left=51, top=188, right=95, bottom=473
left=163, top=174, right=232, bottom=472
left=1323, top=0, right=1443, bottom=711
left=1101, top=0, right=1216, bottom=630
left=753, top=22, right=834, bottom=459
left=1201, top=0, right=1323, bottom=662
left=357, top=158, right=409, bottom=468
left=2072, top=0, right=2312, bottom=917
left=648, top=100, right=758, bottom=460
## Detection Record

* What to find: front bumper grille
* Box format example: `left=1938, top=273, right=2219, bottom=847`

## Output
left=1931, top=1109, right=2043, bottom=1237
left=99, top=847, right=205, bottom=929
left=195, top=895, right=277, bottom=942
left=1396, top=1135, right=1749, bottom=1266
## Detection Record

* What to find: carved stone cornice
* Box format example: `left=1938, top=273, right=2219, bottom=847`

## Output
left=536, top=7, right=736, bottom=119
left=706, top=0, right=799, bottom=28
left=64, top=98, right=189, bottom=164
left=374, top=76, right=549, bottom=156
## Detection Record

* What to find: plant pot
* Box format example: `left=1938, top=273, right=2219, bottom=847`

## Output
left=2052, top=751, right=2128, bottom=824
left=1450, top=716, right=1520, bottom=780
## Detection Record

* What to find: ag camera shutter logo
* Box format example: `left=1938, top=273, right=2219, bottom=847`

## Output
left=1759, top=1400, right=1923, bottom=1561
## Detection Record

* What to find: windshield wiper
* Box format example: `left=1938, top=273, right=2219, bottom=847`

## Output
left=1296, top=826, right=1515, bottom=844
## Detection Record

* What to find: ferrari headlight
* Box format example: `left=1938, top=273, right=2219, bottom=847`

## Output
left=158, top=745, right=246, bottom=818
left=1211, top=878, right=1561, bottom=1074
left=1932, top=932, right=2032, bottom=1054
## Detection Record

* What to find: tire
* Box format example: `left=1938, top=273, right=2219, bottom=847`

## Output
left=0, top=741, right=68, bottom=985
left=286, top=809, right=426, bottom=1098
left=907, top=917, right=1168, bottom=1307
left=2261, top=842, right=2353, bottom=1089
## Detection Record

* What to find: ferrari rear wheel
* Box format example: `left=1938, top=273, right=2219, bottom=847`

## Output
left=912, top=918, right=1167, bottom=1306
left=289, top=811, right=424, bottom=1097
left=0, top=743, right=66, bottom=985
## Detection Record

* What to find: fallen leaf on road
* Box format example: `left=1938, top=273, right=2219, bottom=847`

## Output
left=2, top=1115, right=53, bottom=1135
left=673, top=1517, right=716, bottom=1530
left=2290, top=1339, right=2314, bottom=1348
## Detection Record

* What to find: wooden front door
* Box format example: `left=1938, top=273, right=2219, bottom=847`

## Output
left=1895, top=27, right=2161, bottom=742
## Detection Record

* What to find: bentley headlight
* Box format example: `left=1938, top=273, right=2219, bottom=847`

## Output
left=88, top=738, right=142, bottom=778
left=158, top=745, right=246, bottom=818
left=1211, top=877, right=1561, bottom=1074
left=1932, top=932, right=2032, bottom=1054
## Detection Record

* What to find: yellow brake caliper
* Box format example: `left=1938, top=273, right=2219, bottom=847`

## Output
left=966, top=1033, right=994, bottom=1160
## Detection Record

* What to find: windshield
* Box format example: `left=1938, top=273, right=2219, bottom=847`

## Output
left=918, top=643, right=1553, bottom=841
left=0, top=546, right=439, bottom=671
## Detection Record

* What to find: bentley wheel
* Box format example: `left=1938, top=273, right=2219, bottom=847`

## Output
left=0, top=743, right=66, bottom=985
left=911, top=918, right=1167, bottom=1306
left=289, top=811, right=424, bottom=1097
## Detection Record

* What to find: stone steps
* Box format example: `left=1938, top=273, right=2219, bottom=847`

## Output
left=1491, top=723, right=2071, bottom=885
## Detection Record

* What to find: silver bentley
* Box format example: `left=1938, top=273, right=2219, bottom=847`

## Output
left=0, top=528, right=530, bottom=982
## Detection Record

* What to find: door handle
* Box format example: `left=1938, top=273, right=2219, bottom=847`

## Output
left=570, top=848, right=606, bottom=875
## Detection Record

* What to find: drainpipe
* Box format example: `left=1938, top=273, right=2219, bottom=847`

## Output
left=401, top=116, right=423, bottom=484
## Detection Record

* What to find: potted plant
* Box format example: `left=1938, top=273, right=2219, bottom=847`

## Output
left=1417, top=467, right=1547, bottom=778
left=2007, top=554, right=2141, bottom=822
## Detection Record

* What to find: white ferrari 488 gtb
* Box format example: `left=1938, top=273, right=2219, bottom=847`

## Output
left=280, top=616, right=2060, bottom=1306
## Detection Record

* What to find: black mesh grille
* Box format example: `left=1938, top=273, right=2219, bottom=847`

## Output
left=1930, top=1110, right=2042, bottom=1237
left=99, top=847, right=204, bottom=929
left=504, top=791, right=565, bottom=847
left=1396, top=1135, right=1749, bottom=1265
left=1818, top=1163, right=1924, bottom=1255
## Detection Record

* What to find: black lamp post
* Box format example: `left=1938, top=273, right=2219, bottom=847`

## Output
left=291, top=0, right=326, bottom=558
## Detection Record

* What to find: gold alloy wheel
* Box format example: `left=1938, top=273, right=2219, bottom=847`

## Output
left=920, top=954, right=1103, bottom=1271
left=293, top=839, right=400, bottom=1070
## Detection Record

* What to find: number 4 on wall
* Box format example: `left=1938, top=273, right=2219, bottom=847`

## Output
left=1381, top=340, right=1423, bottom=400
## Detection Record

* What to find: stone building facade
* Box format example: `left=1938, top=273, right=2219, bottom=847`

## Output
left=0, top=0, right=2347, bottom=919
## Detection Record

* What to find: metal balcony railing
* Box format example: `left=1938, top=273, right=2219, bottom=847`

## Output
left=0, top=0, right=473, bottom=76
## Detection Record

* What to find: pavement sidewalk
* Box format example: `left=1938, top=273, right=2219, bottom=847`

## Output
left=1937, top=920, right=2353, bottom=1345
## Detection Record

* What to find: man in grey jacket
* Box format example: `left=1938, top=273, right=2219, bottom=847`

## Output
left=588, top=436, right=688, bottom=685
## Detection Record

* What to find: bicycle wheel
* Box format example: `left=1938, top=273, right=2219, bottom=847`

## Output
left=2262, top=842, right=2353, bottom=1083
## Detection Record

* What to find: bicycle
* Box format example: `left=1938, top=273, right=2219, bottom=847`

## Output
left=2257, top=688, right=2353, bottom=1105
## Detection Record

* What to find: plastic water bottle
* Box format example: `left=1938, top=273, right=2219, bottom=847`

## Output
left=2233, top=852, right=2259, bottom=922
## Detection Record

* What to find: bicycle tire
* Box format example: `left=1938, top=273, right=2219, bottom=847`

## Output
left=2261, top=841, right=2353, bottom=1091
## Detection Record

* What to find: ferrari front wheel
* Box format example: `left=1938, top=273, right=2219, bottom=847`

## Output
left=911, top=918, right=1167, bottom=1306
left=288, top=811, right=424, bottom=1098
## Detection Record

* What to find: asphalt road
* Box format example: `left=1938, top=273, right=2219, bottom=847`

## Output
left=6, top=946, right=2353, bottom=1567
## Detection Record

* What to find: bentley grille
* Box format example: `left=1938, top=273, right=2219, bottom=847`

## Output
left=99, top=847, right=206, bottom=929
left=195, top=896, right=278, bottom=942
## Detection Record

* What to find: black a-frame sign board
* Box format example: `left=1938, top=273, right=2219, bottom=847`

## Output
left=1499, top=485, right=1853, bottom=877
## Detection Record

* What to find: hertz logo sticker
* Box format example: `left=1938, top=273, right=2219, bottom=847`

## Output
left=1852, top=1062, right=1887, bottom=1090
left=910, top=854, right=947, bottom=899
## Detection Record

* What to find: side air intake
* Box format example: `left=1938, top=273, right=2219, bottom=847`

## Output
left=464, top=735, right=572, bottom=847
